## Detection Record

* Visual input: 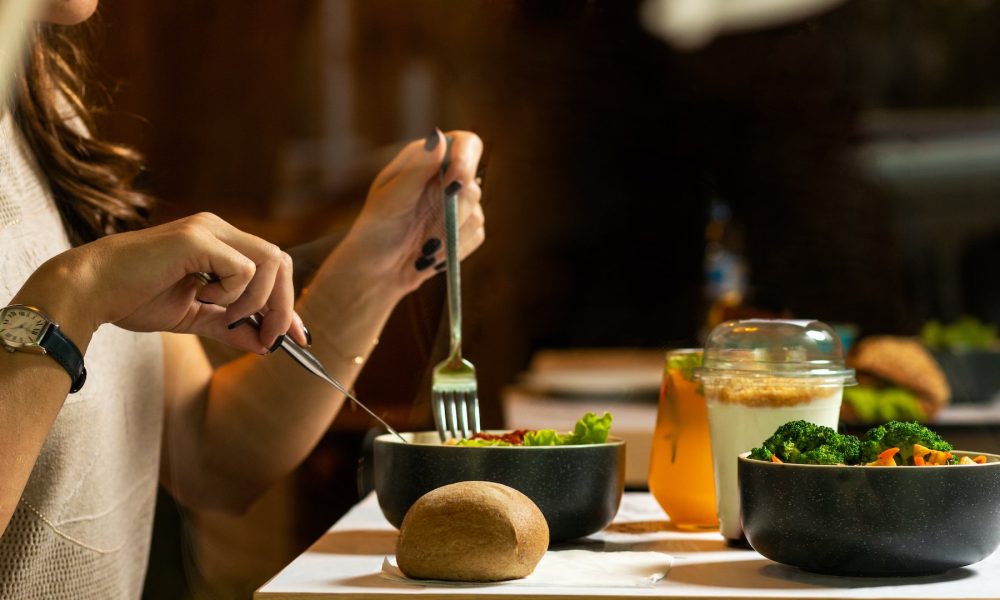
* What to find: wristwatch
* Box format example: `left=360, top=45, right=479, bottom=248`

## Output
left=0, top=304, right=87, bottom=393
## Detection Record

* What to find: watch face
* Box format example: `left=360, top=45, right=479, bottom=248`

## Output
left=0, top=307, right=49, bottom=348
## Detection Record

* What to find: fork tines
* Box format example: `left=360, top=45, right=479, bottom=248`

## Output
left=432, top=387, right=480, bottom=442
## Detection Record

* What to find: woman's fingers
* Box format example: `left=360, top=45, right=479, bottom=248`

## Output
left=440, top=131, right=484, bottom=190
left=184, top=234, right=257, bottom=307
left=372, top=130, right=446, bottom=194
left=374, top=130, right=483, bottom=207
left=419, top=191, right=486, bottom=274
left=458, top=202, right=486, bottom=260
left=175, top=213, right=304, bottom=348
left=456, top=178, right=483, bottom=226
left=224, top=246, right=280, bottom=329
left=347, top=130, right=486, bottom=289
left=454, top=174, right=484, bottom=260
left=256, top=251, right=308, bottom=349
left=182, top=303, right=271, bottom=354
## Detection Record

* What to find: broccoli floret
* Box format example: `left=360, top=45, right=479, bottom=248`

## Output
left=748, top=446, right=774, bottom=461
left=859, top=420, right=952, bottom=465
left=798, top=441, right=861, bottom=465
left=749, top=420, right=860, bottom=465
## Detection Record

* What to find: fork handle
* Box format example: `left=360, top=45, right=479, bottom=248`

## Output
left=443, top=176, right=462, bottom=361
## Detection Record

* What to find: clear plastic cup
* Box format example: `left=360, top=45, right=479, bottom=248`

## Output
left=694, top=319, right=856, bottom=546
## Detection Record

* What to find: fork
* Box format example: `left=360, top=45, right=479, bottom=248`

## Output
left=431, top=145, right=481, bottom=442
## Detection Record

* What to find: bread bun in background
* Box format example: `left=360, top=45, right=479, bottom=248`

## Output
left=843, top=336, right=951, bottom=423
left=395, top=481, right=549, bottom=582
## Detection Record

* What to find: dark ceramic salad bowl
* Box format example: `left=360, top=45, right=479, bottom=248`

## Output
left=738, top=451, right=1000, bottom=575
left=374, top=431, right=625, bottom=543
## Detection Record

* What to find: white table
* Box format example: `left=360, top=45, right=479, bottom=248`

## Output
left=256, top=492, right=1000, bottom=599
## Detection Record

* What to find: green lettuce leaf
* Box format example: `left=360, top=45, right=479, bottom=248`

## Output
left=522, top=412, right=613, bottom=445
left=523, top=429, right=570, bottom=446
left=456, top=411, right=613, bottom=446
left=563, top=411, right=613, bottom=444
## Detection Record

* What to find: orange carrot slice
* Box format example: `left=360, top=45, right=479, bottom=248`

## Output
left=878, top=447, right=900, bottom=461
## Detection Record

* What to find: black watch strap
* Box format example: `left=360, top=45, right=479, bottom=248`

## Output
left=40, top=324, right=87, bottom=393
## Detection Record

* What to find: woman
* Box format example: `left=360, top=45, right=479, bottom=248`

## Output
left=0, top=1, right=485, bottom=597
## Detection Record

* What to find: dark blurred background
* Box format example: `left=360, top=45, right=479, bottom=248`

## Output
left=84, top=0, right=1000, bottom=597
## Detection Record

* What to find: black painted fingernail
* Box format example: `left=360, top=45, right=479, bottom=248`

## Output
left=445, top=180, right=462, bottom=196
left=268, top=334, right=286, bottom=354
left=414, top=255, right=435, bottom=271
left=421, top=237, right=442, bottom=255
left=302, top=324, right=312, bottom=347
left=227, top=316, right=250, bottom=330
left=434, top=261, right=447, bottom=272
left=424, top=129, right=440, bottom=151
left=196, top=299, right=213, bottom=305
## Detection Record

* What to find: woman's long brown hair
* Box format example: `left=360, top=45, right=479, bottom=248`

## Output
left=12, top=22, right=152, bottom=246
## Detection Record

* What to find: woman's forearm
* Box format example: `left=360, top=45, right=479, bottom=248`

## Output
left=167, top=236, right=410, bottom=511
left=1, top=268, right=97, bottom=535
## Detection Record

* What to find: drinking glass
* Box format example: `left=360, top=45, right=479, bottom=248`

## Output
left=647, top=349, right=718, bottom=530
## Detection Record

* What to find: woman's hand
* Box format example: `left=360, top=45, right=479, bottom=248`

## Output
left=339, top=129, right=486, bottom=294
left=19, top=213, right=307, bottom=353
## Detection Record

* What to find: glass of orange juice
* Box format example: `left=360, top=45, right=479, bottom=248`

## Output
left=648, top=348, right=718, bottom=530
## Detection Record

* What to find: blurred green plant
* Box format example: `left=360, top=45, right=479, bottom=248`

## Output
left=921, top=316, right=997, bottom=351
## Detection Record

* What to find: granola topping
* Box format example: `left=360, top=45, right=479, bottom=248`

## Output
left=704, top=378, right=838, bottom=407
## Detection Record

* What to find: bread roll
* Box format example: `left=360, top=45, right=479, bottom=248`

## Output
left=395, top=481, right=549, bottom=582
left=848, top=336, right=950, bottom=419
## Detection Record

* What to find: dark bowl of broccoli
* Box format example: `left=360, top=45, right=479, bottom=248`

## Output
left=739, top=421, right=1000, bottom=575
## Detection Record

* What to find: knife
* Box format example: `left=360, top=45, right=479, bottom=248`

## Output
left=193, top=272, right=407, bottom=443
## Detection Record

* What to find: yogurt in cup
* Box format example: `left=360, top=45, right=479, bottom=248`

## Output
left=695, top=319, right=856, bottom=545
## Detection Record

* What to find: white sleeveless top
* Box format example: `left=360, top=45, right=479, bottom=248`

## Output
left=0, top=111, right=165, bottom=598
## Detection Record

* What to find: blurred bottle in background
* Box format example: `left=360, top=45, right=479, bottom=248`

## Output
left=703, top=198, right=749, bottom=332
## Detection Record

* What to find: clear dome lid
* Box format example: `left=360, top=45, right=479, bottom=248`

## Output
left=695, top=319, right=856, bottom=383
